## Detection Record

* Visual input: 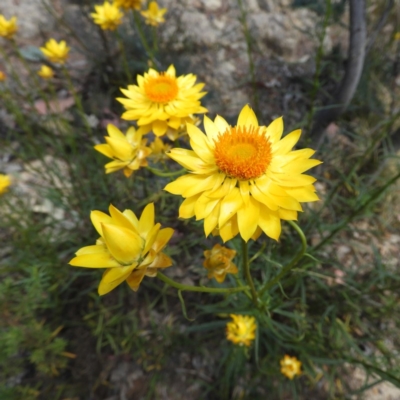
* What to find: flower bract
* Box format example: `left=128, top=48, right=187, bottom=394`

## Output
left=226, top=314, right=256, bottom=347
left=140, top=2, right=167, bottom=26
left=0, top=174, right=11, bottom=195
left=113, top=0, right=142, bottom=10
left=91, top=1, right=124, bottom=31
left=94, top=124, right=152, bottom=177
left=40, top=39, right=70, bottom=64
left=0, top=15, right=17, bottom=39
left=164, top=105, right=321, bottom=242
left=280, top=355, right=302, bottom=379
left=203, top=244, right=238, bottom=283
left=37, top=65, right=54, bottom=79
left=69, top=203, right=174, bottom=295
left=117, top=65, right=207, bottom=137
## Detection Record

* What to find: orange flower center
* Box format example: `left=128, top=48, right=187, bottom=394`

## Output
left=214, top=126, right=272, bottom=180
left=144, top=74, right=179, bottom=103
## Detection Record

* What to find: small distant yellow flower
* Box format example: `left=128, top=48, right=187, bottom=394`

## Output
left=0, top=174, right=11, bottom=195
left=37, top=65, right=54, bottom=79
left=113, top=0, right=142, bottom=10
left=0, top=71, right=6, bottom=81
left=0, top=15, right=17, bottom=39
left=203, top=244, right=238, bottom=283
left=149, top=137, right=171, bottom=161
left=394, top=32, right=400, bottom=41
left=165, top=105, right=321, bottom=243
left=40, top=39, right=70, bottom=64
left=117, top=65, right=207, bottom=137
left=226, top=314, right=256, bottom=347
left=280, top=355, right=302, bottom=379
left=140, top=2, right=167, bottom=26
left=94, top=124, right=152, bottom=177
left=69, top=203, right=174, bottom=295
left=91, top=1, right=124, bottom=31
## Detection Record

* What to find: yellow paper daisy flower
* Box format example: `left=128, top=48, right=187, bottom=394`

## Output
left=69, top=203, right=174, bottom=295
left=0, top=15, right=17, bottom=39
left=226, top=314, right=256, bottom=347
left=37, top=65, right=54, bottom=79
left=117, top=65, right=207, bottom=137
left=280, top=355, right=302, bottom=379
left=140, top=2, right=167, bottom=26
left=0, top=71, right=6, bottom=82
left=0, top=174, right=11, bottom=195
left=94, top=124, right=152, bottom=177
left=91, top=1, right=124, bottom=31
left=164, top=105, right=321, bottom=242
left=40, top=39, right=70, bottom=64
left=203, top=244, right=238, bottom=283
left=113, top=0, right=142, bottom=10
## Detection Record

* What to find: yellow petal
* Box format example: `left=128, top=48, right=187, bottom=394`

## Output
left=94, top=144, right=114, bottom=158
left=101, top=223, right=143, bottom=264
left=152, top=227, right=174, bottom=252
left=153, top=120, right=168, bottom=136
left=214, top=115, right=230, bottom=134
left=101, top=263, right=138, bottom=284
left=107, top=124, right=125, bottom=140
left=69, top=252, right=120, bottom=268
left=122, top=209, right=139, bottom=229
left=219, top=216, right=239, bottom=242
left=98, top=269, right=130, bottom=295
left=147, top=252, right=172, bottom=269
left=143, top=223, right=161, bottom=255
left=237, top=104, right=258, bottom=128
left=283, top=158, right=322, bottom=174
left=258, top=207, right=281, bottom=241
left=237, top=196, right=260, bottom=241
left=75, top=244, right=106, bottom=255
left=105, top=137, right=133, bottom=160
left=187, top=123, right=215, bottom=164
left=203, top=115, right=220, bottom=141
left=273, top=129, right=301, bottom=155
left=278, top=209, right=298, bottom=220
left=179, top=195, right=199, bottom=218
left=266, top=116, right=283, bottom=143
left=108, top=204, right=139, bottom=232
left=138, top=203, right=155, bottom=238
left=126, top=269, right=147, bottom=291
left=218, top=187, right=243, bottom=227
left=284, top=187, right=320, bottom=202
left=204, top=202, right=221, bottom=237
left=91, top=210, right=113, bottom=237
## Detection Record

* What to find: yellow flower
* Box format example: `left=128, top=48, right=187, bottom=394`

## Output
left=113, top=0, right=142, bottom=10
left=149, top=137, right=171, bottom=161
left=226, top=314, right=256, bottom=347
left=203, top=244, right=238, bottom=283
left=0, top=15, right=17, bottom=39
left=0, top=174, right=11, bottom=195
left=0, top=71, right=6, bottom=81
left=91, top=1, right=124, bottom=31
left=94, top=124, right=152, bottom=177
left=117, top=65, right=207, bottom=137
left=37, top=65, right=54, bottom=79
left=280, top=355, right=302, bottom=379
left=140, top=2, right=167, bottom=26
left=40, top=39, right=70, bottom=64
left=69, top=203, right=174, bottom=295
left=164, top=105, right=321, bottom=242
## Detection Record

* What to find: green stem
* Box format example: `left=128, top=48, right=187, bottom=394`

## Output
left=152, top=26, right=158, bottom=52
left=156, top=271, right=249, bottom=294
left=241, top=238, right=259, bottom=305
left=259, top=220, right=307, bottom=295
